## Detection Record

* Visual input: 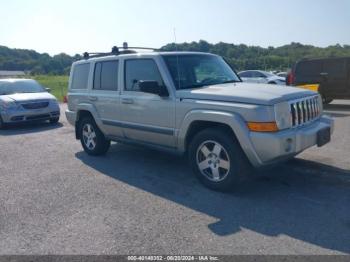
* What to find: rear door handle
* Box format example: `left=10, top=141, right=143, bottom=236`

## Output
left=89, top=96, right=98, bottom=101
left=122, top=98, right=134, bottom=104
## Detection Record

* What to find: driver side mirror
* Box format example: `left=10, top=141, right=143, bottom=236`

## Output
left=139, top=80, right=169, bottom=97
left=45, top=88, right=51, bottom=93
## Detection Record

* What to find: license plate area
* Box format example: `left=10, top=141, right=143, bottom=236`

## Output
left=317, top=127, right=331, bottom=147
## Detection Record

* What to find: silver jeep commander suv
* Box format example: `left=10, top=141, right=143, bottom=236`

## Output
left=65, top=45, right=334, bottom=191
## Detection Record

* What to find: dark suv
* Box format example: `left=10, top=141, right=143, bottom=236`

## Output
left=287, top=57, right=350, bottom=103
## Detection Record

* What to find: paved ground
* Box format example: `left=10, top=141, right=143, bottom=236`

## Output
left=0, top=101, right=349, bottom=255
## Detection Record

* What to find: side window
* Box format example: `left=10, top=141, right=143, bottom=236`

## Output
left=296, top=61, right=323, bottom=76
left=94, top=61, right=119, bottom=91
left=125, top=59, right=163, bottom=91
left=71, top=63, right=90, bottom=89
left=240, top=71, right=252, bottom=78
left=323, top=59, right=346, bottom=78
left=254, top=72, right=266, bottom=78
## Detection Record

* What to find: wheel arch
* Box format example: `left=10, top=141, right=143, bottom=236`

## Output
left=74, top=104, right=102, bottom=139
left=178, top=110, right=261, bottom=167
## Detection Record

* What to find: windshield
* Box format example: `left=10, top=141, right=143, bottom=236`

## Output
left=0, top=80, right=46, bottom=95
left=263, top=71, right=276, bottom=77
left=162, top=54, right=241, bottom=90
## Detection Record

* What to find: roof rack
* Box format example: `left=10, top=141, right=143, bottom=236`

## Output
left=83, top=42, right=159, bottom=59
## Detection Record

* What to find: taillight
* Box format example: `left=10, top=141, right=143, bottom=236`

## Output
left=286, top=71, right=294, bottom=86
left=63, top=95, right=68, bottom=103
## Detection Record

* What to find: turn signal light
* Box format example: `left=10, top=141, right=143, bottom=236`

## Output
left=247, top=122, right=279, bottom=132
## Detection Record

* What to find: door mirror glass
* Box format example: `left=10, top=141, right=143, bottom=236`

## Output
left=139, top=80, right=168, bottom=97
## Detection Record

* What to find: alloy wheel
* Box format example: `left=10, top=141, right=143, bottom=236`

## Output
left=196, top=140, right=230, bottom=182
left=82, top=123, right=97, bottom=150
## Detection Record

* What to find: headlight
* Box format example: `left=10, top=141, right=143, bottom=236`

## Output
left=50, top=99, right=59, bottom=106
left=274, top=102, right=292, bottom=130
left=0, top=101, right=20, bottom=110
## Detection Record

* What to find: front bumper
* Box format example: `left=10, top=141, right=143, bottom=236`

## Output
left=0, top=104, right=60, bottom=124
left=65, top=109, right=77, bottom=126
left=249, top=115, right=334, bottom=166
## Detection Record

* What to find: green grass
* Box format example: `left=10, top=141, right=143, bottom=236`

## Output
left=32, top=75, right=69, bottom=102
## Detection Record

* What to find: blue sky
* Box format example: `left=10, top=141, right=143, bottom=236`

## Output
left=1, top=0, right=349, bottom=55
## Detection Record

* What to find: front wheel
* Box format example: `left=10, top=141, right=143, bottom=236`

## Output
left=322, top=96, right=333, bottom=104
left=79, top=117, right=110, bottom=156
left=188, top=128, right=251, bottom=192
left=0, top=116, right=4, bottom=129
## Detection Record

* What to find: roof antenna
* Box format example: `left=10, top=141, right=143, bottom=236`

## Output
left=111, top=46, right=119, bottom=55
left=123, top=42, right=128, bottom=49
left=174, top=28, right=181, bottom=89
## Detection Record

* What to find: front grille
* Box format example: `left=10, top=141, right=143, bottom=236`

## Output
left=21, top=101, right=49, bottom=110
left=289, top=96, right=321, bottom=127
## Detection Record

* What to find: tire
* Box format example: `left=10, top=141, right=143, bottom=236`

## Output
left=49, top=117, right=60, bottom=124
left=322, top=96, right=333, bottom=104
left=0, top=116, right=4, bottom=129
left=79, top=117, right=110, bottom=156
left=268, top=82, right=277, bottom=85
left=188, top=128, right=252, bottom=192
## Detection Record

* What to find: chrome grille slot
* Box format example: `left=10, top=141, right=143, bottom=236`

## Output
left=289, top=96, right=321, bottom=128
left=21, top=101, right=49, bottom=110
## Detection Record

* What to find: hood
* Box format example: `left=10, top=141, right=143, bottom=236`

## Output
left=268, top=75, right=286, bottom=82
left=176, top=82, right=316, bottom=106
left=0, top=92, right=57, bottom=103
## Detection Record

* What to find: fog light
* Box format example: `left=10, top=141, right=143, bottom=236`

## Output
left=284, top=138, right=293, bottom=152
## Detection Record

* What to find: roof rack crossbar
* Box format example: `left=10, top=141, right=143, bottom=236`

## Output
left=83, top=43, right=159, bottom=59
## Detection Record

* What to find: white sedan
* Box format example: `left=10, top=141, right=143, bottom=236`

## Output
left=238, top=70, right=286, bottom=85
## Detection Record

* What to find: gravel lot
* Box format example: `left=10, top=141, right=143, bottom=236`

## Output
left=0, top=101, right=349, bottom=255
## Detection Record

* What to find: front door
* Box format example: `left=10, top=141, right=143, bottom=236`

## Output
left=119, top=58, right=176, bottom=148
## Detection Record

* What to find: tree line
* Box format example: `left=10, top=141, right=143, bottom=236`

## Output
left=1, top=41, right=350, bottom=75
left=0, top=45, right=81, bottom=75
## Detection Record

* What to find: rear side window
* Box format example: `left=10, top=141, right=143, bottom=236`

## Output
left=71, top=63, right=90, bottom=89
left=124, top=59, right=163, bottom=91
left=296, top=61, right=323, bottom=76
left=94, top=60, right=119, bottom=90
left=323, top=59, right=347, bottom=78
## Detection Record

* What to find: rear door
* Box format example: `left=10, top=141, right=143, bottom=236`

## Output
left=321, top=58, right=349, bottom=98
left=90, top=59, right=123, bottom=137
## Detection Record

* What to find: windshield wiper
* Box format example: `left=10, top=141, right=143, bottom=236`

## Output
left=179, top=84, right=206, bottom=90
left=179, top=79, right=241, bottom=90
left=218, top=80, right=241, bottom=84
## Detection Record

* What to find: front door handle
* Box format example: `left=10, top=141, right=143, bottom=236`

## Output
left=122, top=98, right=134, bottom=104
left=89, top=96, right=98, bottom=101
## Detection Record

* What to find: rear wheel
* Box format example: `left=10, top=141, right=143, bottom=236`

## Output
left=79, top=117, right=110, bottom=156
left=188, top=128, right=251, bottom=192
